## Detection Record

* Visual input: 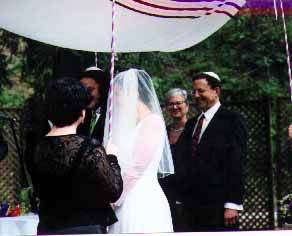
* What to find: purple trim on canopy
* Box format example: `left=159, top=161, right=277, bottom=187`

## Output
left=115, top=0, right=242, bottom=18
left=134, top=0, right=242, bottom=9
left=115, top=1, right=198, bottom=18
left=226, top=2, right=241, bottom=10
left=169, top=0, right=225, bottom=2
left=168, top=0, right=241, bottom=7
left=247, top=1, right=292, bottom=8
left=215, top=9, right=233, bottom=17
left=131, top=0, right=212, bottom=11
left=116, top=1, right=235, bottom=18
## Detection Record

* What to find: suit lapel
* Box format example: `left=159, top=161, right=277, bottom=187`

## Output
left=198, top=106, right=223, bottom=145
left=188, top=115, right=200, bottom=139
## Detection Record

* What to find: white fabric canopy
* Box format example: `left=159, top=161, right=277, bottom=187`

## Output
left=0, top=0, right=245, bottom=52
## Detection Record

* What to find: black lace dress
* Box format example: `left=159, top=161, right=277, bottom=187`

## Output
left=27, top=134, right=123, bottom=234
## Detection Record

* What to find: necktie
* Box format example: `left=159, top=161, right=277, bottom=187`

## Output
left=192, top=114, right=204, bottom=159
left=89, top=110, right=97, bottom=135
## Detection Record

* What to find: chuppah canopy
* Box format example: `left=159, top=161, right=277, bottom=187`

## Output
left=0, top=0, right=245, bottom=52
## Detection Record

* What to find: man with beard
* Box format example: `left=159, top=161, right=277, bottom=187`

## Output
left=175, top=72, right=247, bottom=231
left=78, top=67, right=109, bottom=143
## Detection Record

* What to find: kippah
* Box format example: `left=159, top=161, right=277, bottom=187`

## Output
left=201, top=72, right=221, bottom=81
left=85, top=66, right=103, bottom=72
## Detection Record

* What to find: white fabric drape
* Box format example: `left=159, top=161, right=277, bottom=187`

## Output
left=0, top=0, right=245, bottom=52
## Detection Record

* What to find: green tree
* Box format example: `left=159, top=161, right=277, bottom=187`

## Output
left=1, top=15, right=292, bottom=107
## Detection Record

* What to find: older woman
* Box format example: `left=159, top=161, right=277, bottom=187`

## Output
left=26, top=77, right=123, bottom=235
left=165, top=88, right=189, bottom=146
left=160, top=88, right=189, bottom=232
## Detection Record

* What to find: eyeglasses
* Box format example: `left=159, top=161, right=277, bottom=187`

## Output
left=166, top=101, right=185, bottom=108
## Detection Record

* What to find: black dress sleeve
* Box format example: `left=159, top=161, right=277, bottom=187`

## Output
left=78, top=139, right=123, bottom=203
left=225, top=114, right=247, bottom=204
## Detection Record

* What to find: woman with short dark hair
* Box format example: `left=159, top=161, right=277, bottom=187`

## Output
left=27, top=77, right=123, bottom=235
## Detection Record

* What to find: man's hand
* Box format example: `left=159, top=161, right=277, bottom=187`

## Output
left=288, top=125, right=292, bottom=141
left=224, top=208, right=239, bottom=226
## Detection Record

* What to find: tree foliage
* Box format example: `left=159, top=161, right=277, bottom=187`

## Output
left=0, top=15, right=292, bottom=107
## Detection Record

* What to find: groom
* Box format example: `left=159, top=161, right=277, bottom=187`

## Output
left=78, top=66, right=109, bottom=143
left=175, top=72, right=247, bottom=231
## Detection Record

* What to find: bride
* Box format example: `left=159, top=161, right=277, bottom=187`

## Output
left=104, top=69, right=174, bottom=233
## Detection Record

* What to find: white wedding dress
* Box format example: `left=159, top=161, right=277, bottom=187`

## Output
left=104, top=69, right=174, bottom=233
left=108, top=114, right=173, bottom=233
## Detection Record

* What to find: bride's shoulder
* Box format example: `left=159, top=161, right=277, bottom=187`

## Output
left=142, top=114, right=164, bottom=128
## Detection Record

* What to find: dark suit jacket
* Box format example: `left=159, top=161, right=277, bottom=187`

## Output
left=283, top=140, right=292, bottom=168
left=175, top=106, right=247, bottom=209
left=77, top=107, right=106, bottom=144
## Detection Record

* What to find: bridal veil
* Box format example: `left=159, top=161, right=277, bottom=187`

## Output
left=103, top=69, right=174, bottom=178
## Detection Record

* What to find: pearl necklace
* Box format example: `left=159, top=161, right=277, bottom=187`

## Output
left=170, top=127, right=184, bottom=132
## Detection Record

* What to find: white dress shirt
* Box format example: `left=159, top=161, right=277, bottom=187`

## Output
left=93, top=107, right=101, bottom=124
left=192, top=101, right=243, bottom=211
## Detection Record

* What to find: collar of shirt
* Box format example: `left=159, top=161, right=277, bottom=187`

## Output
left=93, top=107, right=101, bottom=122
left=202, top=101, right=221, bottom=122
left=192, top=101, right=221, bottom=140
left=95, top=107, right=101, bottom=115
left=90, top=107, right=101, bottom=127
